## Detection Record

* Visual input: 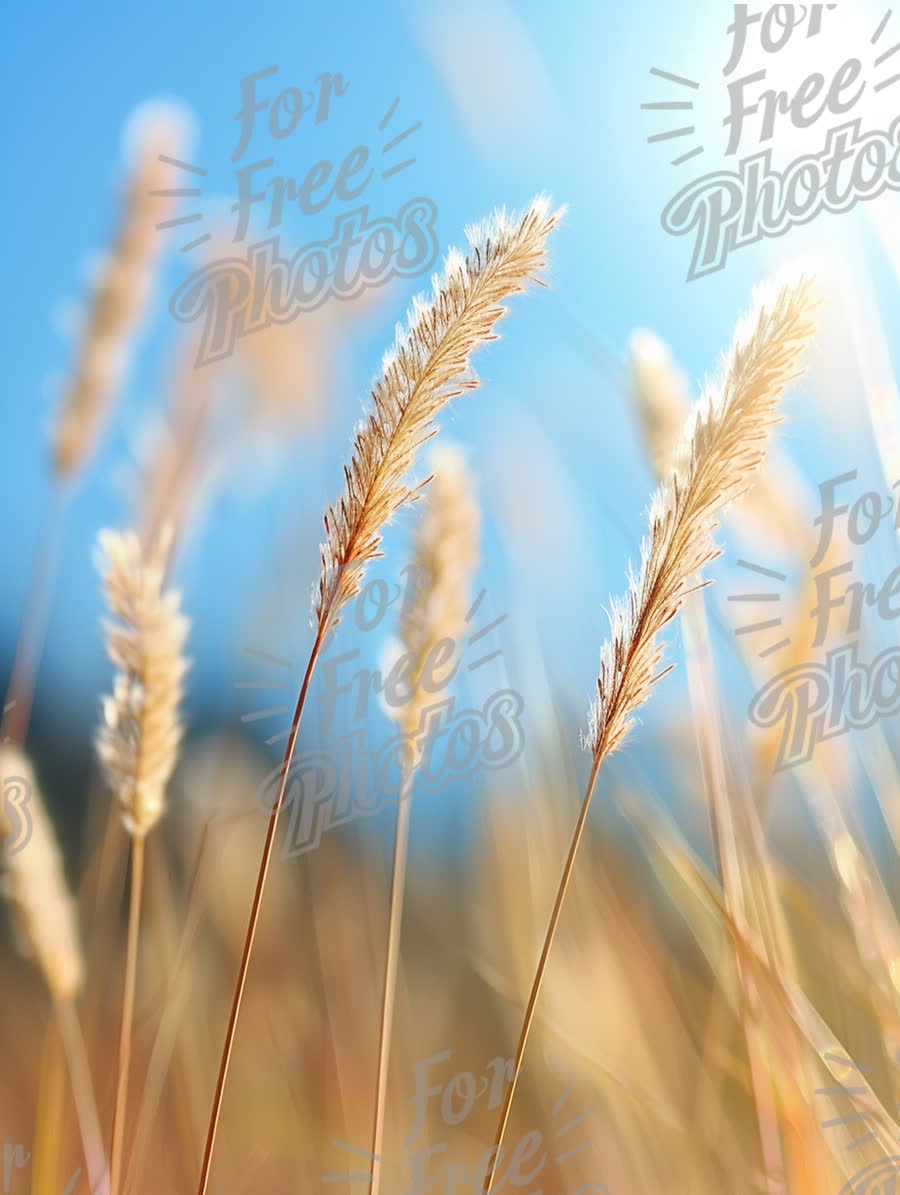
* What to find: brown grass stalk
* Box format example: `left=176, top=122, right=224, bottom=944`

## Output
left=195, top=197, right=561, bottom=1195
left=482, top=273, right=819, bottom=1192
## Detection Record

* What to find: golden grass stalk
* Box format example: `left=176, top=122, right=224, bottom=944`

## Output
left=680, top=610, right=802, bottom=1192
left=314, top=196, right=562, bottom=635
left=196, top=196, right=561, bottom=1195
left=369, top=444, right=479, bottom=1195
left=633, top=324, right=805, bottom=1187
left=482, top=273, right=819, bottom=1192
left=52, top=108, right=185, bottom=480
left=634, top=324, right=898, bottom=1078
left=1, top=747, right=107, bottom=1194
left=96, top=527, right=190, bottom=1195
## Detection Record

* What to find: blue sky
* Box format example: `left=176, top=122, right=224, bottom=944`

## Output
left=4, top=0, right=899, bottom=832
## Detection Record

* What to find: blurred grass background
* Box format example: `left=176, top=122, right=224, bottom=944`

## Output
left=2, top=2, right=900, bottom=1192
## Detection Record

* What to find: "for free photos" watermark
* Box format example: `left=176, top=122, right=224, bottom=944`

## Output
left=737, top=468, right=900, bottom=769
left=156, top=64, right=438, bottom=366
left=1, top=773, right=32, bottom=857
left=816, top=1048, right=900, bottom=1192
left=643, top=4, right=900, bottom=280
left=1, top=708, right=33, bottom=856
left=323, top=1049, right=609, bottom=1195
left=239, top=568, right=525, bottom=858
left=0, top=1146, right=79, bottom=1195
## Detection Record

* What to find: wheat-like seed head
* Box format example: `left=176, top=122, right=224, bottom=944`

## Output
left=585, top=275, right=819, bottom=761
left=314, top=195, right=563, bottom=635
left=52, top=108, right=186, bottom=478
left=1, top=747, right=84, bottom=1001
left=96, top=526, right=190, bottom=836
left=389, top=443, right=480, bottom=739
left=630, top=329, right=691, bottom=484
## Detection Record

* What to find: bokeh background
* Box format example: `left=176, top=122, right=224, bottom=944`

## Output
left=3, top=2, right=900, bottom=1192
left=5, top=0, right=899, bottom=777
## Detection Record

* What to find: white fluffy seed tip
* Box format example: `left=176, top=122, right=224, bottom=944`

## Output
left=96, top=527, right=190, bottom=837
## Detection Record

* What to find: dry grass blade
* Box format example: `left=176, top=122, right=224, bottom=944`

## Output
left=314, top=196, right=563, bottom=634
left=369, top=444, right=480, bottom=1195
left=587, top=276, right=819, bottom=762
left=622, top=797, right=884, bottom=1188
left=393, top=442, right=481, bottom=734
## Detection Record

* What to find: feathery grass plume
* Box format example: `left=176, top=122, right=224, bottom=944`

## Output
left=96, top=526, right=190, bottom=835
left=197, top=198, right=560, bottom=1195
left=392, top=442, right=481, bottom=736
left=630, top=329, right=691, bottom=482
left=482, top=273, right=819, bottom=1195
left=632, top=328, right=816, bottom=553
left=314, top=195, right=563, bottom=636
left=52, top=105, right=186, bottom=478
left=586, top=276, right=819, bottom=762
left=369, top=444, right=480, bottom=1195
left=631, top=321, right=809, bottom=1183
left=1, top=746, right=83, bottom=1001
left=630, top=308, right=885, bottom=1188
